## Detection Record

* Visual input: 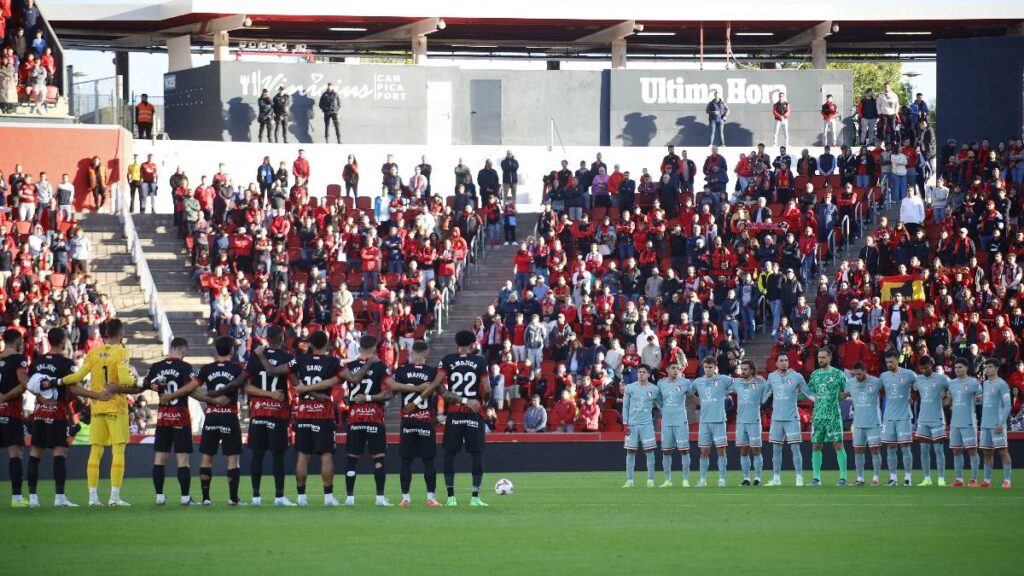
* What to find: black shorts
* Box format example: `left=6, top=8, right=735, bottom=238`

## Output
left=248, top=417, right=290, bottom=452
left=199, top=413, right=243, bottom=456
left=154, top=426, right=194, bottom=454
left=295, top=419, right=336, bottom=455
left=31, top=417, right=70, bottom=449
left=399, top=420, right=436, bottom=460
left=0, top=415, right=26, bottom=448
left=443, top=414, right=486, bottom=454
left=346, top=422, right=387, bottom=456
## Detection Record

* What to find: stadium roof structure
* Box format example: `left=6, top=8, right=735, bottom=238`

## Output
left=45, top=0, right=1024, bottom=62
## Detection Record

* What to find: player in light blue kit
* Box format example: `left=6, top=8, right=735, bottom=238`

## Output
left=978, top=359, right=1012, bottom=489
left=879, top=351, right=916, bottom=486
left=731, top=360, right=770, bottom=486
left=912, top=357, right=950, bottom=486
left=765, top=354, right=810, bottom=486
left=843, top=362, right=883, bottom=486
left=655, top=361, right=693, bottom=487
left=692, top=356, right=734, bottom=487
left=946, top=357, right=981, bottom=487
left=622, top=365, right=662, bottom=488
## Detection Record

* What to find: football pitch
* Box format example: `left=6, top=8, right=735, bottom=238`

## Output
left=2, top=472, right=1021, bottom=575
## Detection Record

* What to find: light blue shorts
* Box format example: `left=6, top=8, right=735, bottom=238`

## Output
left=768, top=420, right=802, bottom=444
left=660, top=424, right=690, bottom=451
left=852, top=425, right=881, bottom=448
left=698, top=421, right=728, bottom=448
left=948, top=426, right=977, bottom=449
left=881, top=418, right=913, bottom=444
left=625, top=423, right=657, bottom=450
left=735, top=423, right=762, bottom=447
left=978, top=427, right=1007, bottom=450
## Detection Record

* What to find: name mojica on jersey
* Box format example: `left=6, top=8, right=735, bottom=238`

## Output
left=238, top=70, right=408, bottom=101
left=639, top=76, right=787, bottom=105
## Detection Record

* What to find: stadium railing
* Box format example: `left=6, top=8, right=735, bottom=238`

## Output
left=114, top=181, right=174, bottom=355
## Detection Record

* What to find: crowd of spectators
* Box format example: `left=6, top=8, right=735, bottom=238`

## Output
left=0, top=160, right=156, bottom=436
left=167, top=149, right=516, bottom=430
left=0, top=0, right=58, bottom=114
left=467, top=129, right=1024, bottom=435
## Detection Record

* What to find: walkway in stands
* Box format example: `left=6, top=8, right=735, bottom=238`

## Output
left=131, top=213, right=215, bottom=365
left=78, top=213, right=167, bottom=371
left=425, top=214, right=540, bottom=367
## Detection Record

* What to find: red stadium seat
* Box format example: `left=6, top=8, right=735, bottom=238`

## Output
left=356, top=197, right=372, bottom=211
left=326, top=184, right=342, bottom=197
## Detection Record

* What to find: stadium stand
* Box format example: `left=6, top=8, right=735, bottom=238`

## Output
left=160, top=154, right=488, bottom=432
left=1, top=0, right=62, bottom=115
left=469, top=123, right=1024, bottom=436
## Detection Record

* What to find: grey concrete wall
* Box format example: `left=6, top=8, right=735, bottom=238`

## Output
left=610, top=69, right=853, bottom=148
left=448, top=69, right=605, bottom=147
left=164, top=63, right=850, bottom=148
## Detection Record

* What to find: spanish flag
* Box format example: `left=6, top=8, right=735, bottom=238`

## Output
left=880, top=275, right=925, bottom=303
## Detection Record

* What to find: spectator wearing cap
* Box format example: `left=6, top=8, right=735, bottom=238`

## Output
left=272, top=86, right=290, bottom=143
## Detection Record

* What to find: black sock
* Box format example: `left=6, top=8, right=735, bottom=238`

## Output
left=400, top=458, right=413, bottom=494
left=373, top=459, right=386, bottom=496
left=251, top=450, right=265, bottom=497
left=444, top=451, right=456, bottom=498
left=200, top=467, right=212, bottom=501
left=177, top=467, right=191, bottom=498
left=297, top=483, right=306, bottom=496
left=27, top=456, right=40, bottom=495
left=9, top=457, right=22, bottom=496
left=272, top=452, right=286, bottom=498
left=152, top=464, right=165, bottom=495
left=324, top=484, right=333, bottom=495
left=471, top=452, right=484, bottom=498
left=424, top=458, right=437, bottom=494
left=54, top=456, right=67, bottom=495
left=227, top=468, right=240, bottom=502
left=345, top=456, right=359, bottom=496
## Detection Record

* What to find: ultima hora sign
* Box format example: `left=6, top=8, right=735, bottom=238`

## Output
left=640, top=76, right=787, bottom=105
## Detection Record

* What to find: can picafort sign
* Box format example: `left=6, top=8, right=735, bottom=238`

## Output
left=238, top=70, right=408, bottom=101
left=640, top=76, right=787, bottom=105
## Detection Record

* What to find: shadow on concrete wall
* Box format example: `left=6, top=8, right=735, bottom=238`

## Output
left=290, top=93, right=315, bottom=144
left=223, top=97, right=255, bottom=142
left=617, top=112, right=657, bottom=146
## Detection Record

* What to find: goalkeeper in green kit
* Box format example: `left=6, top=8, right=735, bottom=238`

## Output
left=806, top=348, right=849, bottom=486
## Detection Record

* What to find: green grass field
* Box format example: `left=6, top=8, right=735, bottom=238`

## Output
left=2, top=472, right=1021, bottom=575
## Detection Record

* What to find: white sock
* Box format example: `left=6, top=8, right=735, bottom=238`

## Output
left=180, top=496, right=190, bottom=504
left=345, top=496, right=354, bottom=503
left=427, top=492, right=435, bottom=500
left=29, top=494, right=38, bottom=504
left=11, top=495, right=22, bottom=502
left=402, top=493, right=410, bottom=501
left=252, top=496, right=262, bottom=504
left=297, top=494, right=307, bottom=504
left=110, top=487, right=120, bottom=501
left=156, top=494, right=165, bottom=502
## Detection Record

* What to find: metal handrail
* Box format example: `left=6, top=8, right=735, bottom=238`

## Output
left=840, top=215, right=851, bottom=252
left=116, top=183, right=173, bottom=355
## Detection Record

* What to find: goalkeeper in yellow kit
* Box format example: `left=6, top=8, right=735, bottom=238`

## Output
left=57, top=320, right=141, bottom=506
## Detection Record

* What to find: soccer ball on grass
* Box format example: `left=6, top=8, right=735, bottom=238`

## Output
left=494, top=478, right=514, bottom=495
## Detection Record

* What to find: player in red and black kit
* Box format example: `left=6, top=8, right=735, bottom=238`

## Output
left=394, top=340, right=440, bottom=508
left=190, top=336, right=245, bottom=505
left=0, top=329, right=30, bottom=507
left=213, top=324, right=294, bottom=506
left=144, top=337, right=201, bottom=506
left=27, top=328, right=109, bottom=507
left=255, top=329, right=373, bottom=506
left=343, top=335, right=396, bottom=506
left=421, top=330, right=491, bottom=507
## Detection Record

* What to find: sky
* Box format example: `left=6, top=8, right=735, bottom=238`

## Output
left=64, top=49, right=938, bottom=104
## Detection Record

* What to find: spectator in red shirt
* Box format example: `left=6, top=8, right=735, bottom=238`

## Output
left=552, top=389, right=578, bottom=432
left=292, top=149, right=310, bottom=181
left=513, top=242, right=533, bottom=292
left=577, top=395, right=601, bottom=432
left=360, top=238, right=381, bottom=297
left=193, top=176, right=215, bottom=220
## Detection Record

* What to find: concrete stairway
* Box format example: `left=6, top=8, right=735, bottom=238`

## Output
left=131, top=213, right=215, bottom=366
left=425, top=214, right=539, bottom=367
left=77, top=213, right=166, bottom=372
